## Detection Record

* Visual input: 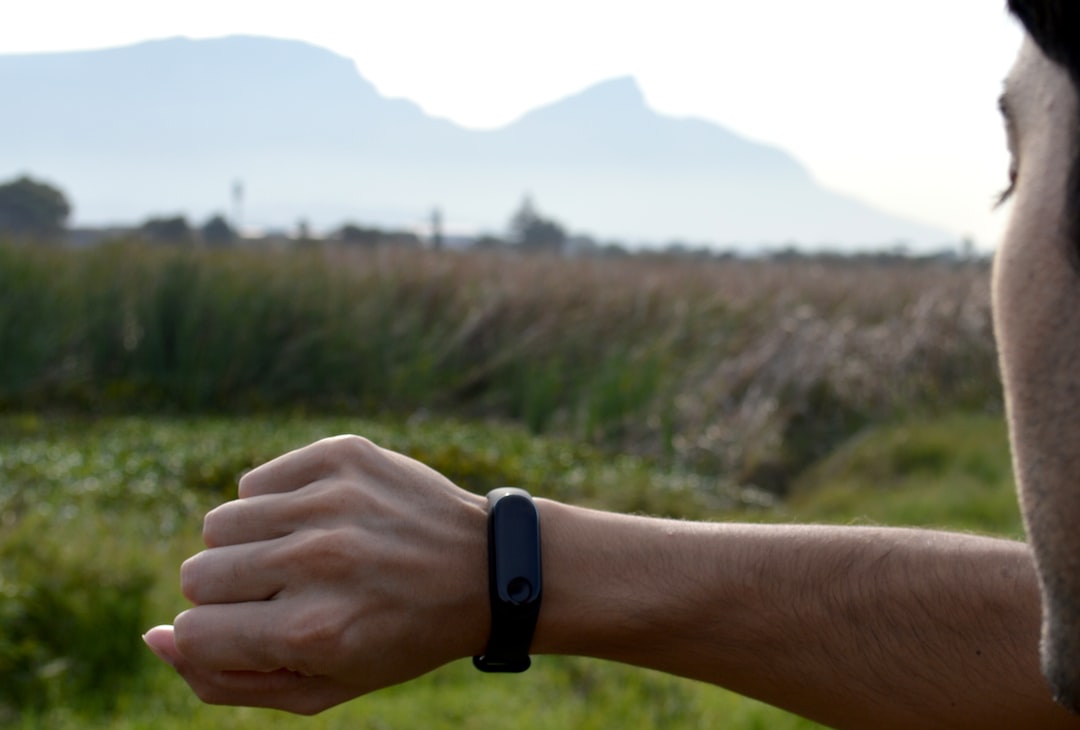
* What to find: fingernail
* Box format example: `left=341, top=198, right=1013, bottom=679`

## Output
left=142, top=630, right=177, bottom=669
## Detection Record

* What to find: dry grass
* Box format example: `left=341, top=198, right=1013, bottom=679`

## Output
left=0, top=241, right=997, bottom=492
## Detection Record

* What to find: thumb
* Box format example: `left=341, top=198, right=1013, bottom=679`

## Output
left=143, top=625, right=182, bottom=669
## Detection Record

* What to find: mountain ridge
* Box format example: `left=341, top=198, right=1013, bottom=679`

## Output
left=1, top=35, right=954, bottom=249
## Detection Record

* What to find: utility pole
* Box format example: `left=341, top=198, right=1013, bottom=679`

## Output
left=431, top=206, right=444, bottom=250
left=232, top=179, right=244, bottom=237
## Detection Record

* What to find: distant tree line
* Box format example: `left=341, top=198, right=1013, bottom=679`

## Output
left=0, top=174, right=983, bottom=265
left=0, top=175, right=70, bottom=238
left=0, top=174, right=582, bottom=255
left=139, top=214, right=238, bottom=245
left=331, top=224, right=421, bottom=248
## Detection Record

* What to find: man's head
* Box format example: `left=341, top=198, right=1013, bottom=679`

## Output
left=997, top=0, right=1080, bottom=712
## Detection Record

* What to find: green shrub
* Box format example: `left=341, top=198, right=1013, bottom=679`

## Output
left=0, top=516, right=154, bottom=717
left=787, top=413, right=1022, bottom=534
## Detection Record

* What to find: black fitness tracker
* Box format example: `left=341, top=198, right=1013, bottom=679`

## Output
left=473, top=487, right=543, bottom=673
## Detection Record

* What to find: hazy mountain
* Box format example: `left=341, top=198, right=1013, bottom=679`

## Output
left=1, top=35, right=954, bottom=249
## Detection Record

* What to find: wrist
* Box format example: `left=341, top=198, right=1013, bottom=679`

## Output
left=529, top=499, right=641, bottom=658
left=528, top=500, right=733, bottom=664
left=446, top=491, right=492, bottom=663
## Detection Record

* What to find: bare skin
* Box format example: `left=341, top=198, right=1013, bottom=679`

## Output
left=142, top=12, right=1080, bottom=730
left=144, top=435, right=1080, bottom=728
left=147, top=436, right=490, bottom=714
left=994, top=36, right=1080, bottom=711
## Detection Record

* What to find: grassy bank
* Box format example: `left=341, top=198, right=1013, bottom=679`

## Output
left=0, top=411, right=1022, bottom=728
left=0, top=241, right=998, bottom=492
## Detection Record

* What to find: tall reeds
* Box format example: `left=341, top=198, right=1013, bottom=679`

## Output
left=0, top=240, right=997, bottom=491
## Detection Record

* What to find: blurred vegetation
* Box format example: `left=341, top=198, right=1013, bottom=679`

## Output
left=0, top=411, right=1022, bottom=728
left=0, top=516, right=153, bottom=716
left=0, top=240, right=998, bottom=495
left=0, top=176, right=70, bottom=239
left=508, top=195, right=567, bottom=252
left=0, top=233, right=1010, bottom=727
left=788, top=413, right=1021, bottom=535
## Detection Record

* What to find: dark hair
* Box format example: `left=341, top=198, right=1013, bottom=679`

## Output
left=1009, top=0, right=1080, bottom=266
left=1009, top=0, right=1080, bottom=85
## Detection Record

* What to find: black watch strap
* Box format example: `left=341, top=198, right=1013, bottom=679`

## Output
left=473, top=487, right=542, bottom=673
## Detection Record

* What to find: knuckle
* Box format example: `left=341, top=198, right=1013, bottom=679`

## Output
left=189, top=679, right=227, bottom=706
left=172, top=610, right=202, bottom=658
left=303, top=478, right=367, bottom=521
left=282, top=605, right=344, bottom=664
left=292, top=528, right=357, bottom=577
left=322, top=434, right=379, bottom=465
left=201, top=499, right=249, bottom=547
left=179, top=555, right=203, bottom=603
left=235, top=466, right=257, bottom=497
left=201, top=506, right=228, bottom=547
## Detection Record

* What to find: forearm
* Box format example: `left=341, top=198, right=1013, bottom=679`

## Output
left=532, top=500, right=1078, bottom=730
left=150, top=436, right=1080, bottom=726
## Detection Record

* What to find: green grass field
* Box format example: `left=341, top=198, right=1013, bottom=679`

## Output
left=0, top=410, right=1023, bottom=729
left=0, top=241, right=1015, bottom=726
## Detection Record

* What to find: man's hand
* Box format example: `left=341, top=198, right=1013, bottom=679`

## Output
left=143, top=435, right=489, bottom=714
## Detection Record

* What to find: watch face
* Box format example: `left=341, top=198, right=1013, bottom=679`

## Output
left=491, top=492, right=542, bottom=606
left=475, top=488, right=542, bottom=673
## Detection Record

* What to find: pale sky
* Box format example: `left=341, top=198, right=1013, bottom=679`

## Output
left=4, top=0, right=1023, bottom=249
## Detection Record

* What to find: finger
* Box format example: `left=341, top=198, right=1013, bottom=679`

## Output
left=173, top=601, right=314, bottom=673
left=181, top=541, right=287, bottom=605
left=238, top=435, right=369, bottom=499
left=148, top=625, right=355, bottom=714
left=174, top=603, right=279, bottom=671
left=202, top=492, right=295, bottom=547
left=181, top=667, right=357, bottom=715
left=143, top=624, right=182, bottom=668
